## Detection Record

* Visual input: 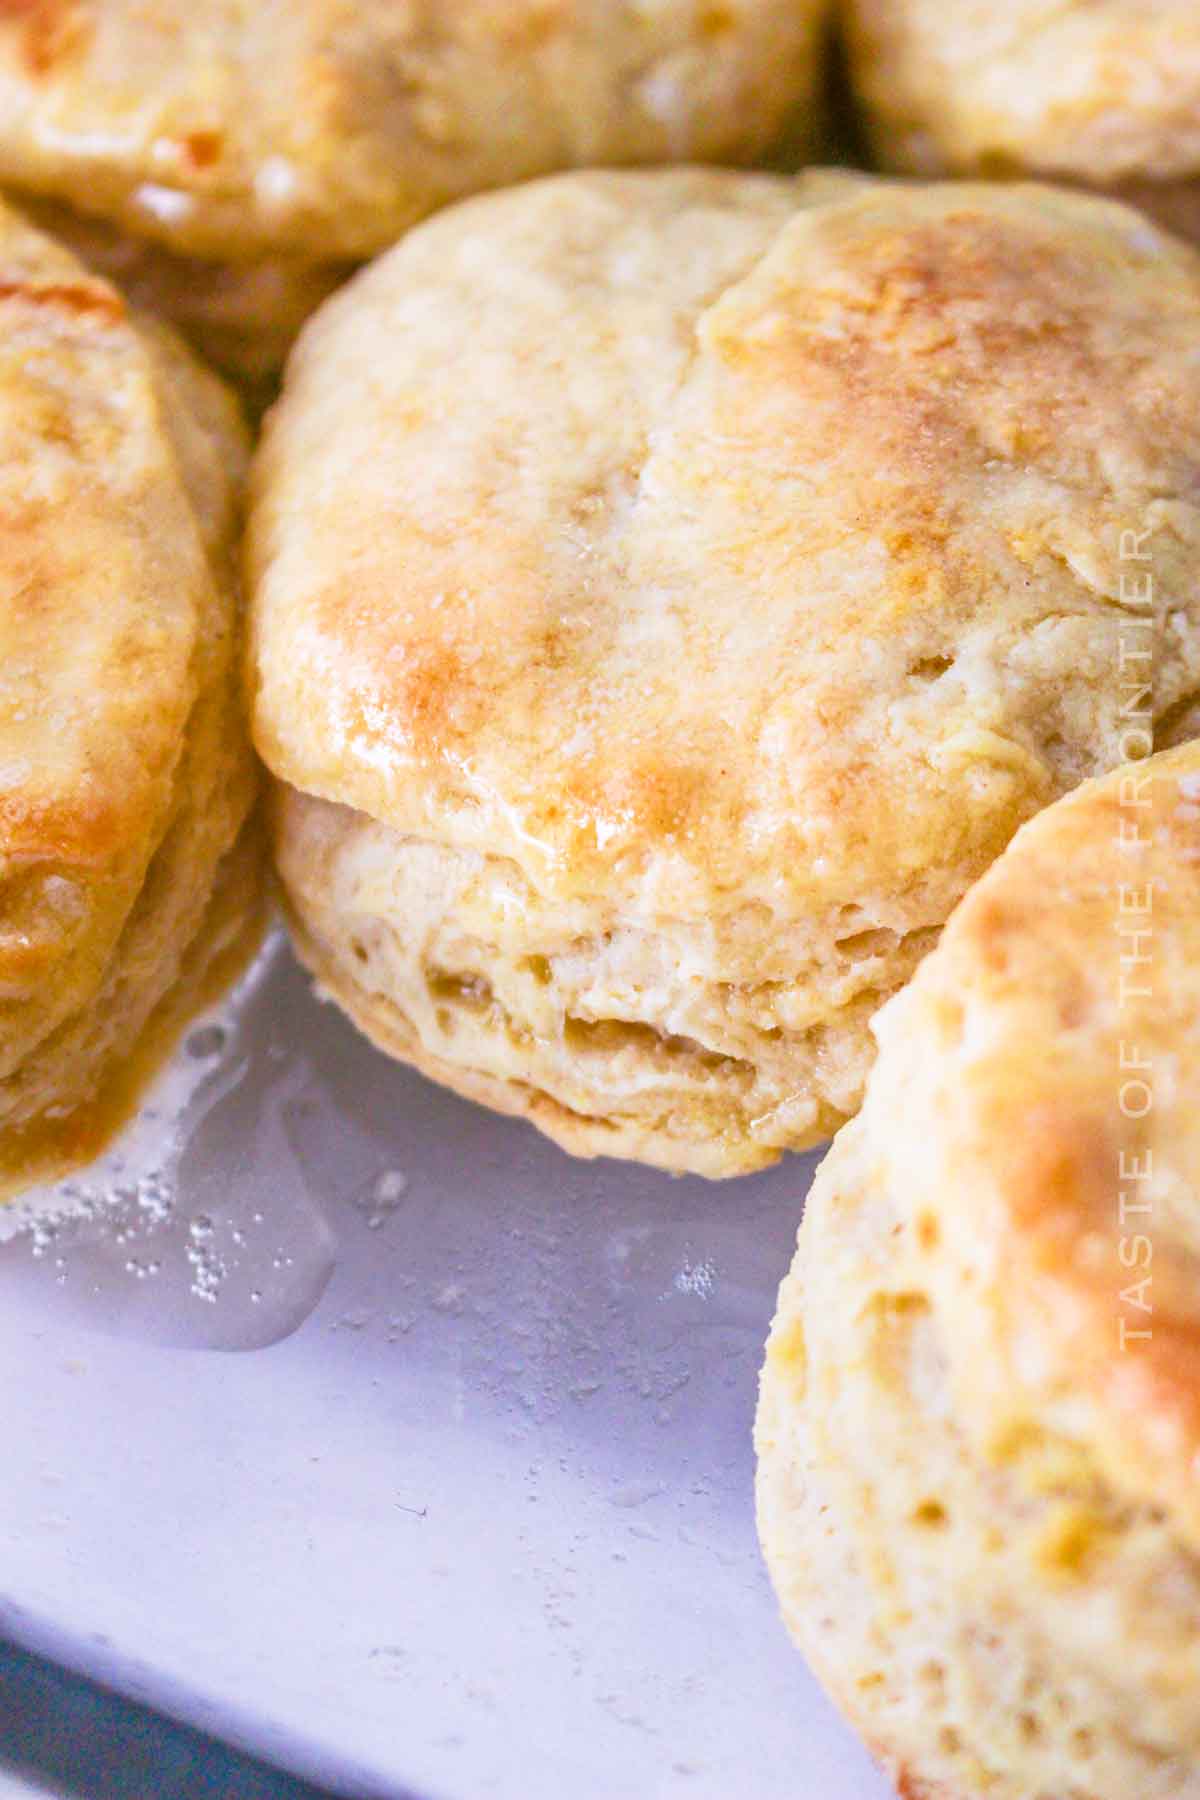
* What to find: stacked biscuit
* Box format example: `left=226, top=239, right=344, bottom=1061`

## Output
left=250, top=168, right=1197, bottom=1182
left=0, top=198, right=259, bottom=1197
left=0, top=5, right=1197, bottom=1795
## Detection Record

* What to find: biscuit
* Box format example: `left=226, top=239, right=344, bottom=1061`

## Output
left=846, top=0, right=1200, bottom=243
left=757, top=740, right=1200, bottom=1798
left=0, top=198, right=260, bottom=1198
left=248, top=168, right=1199, bottom=1177
left=12, top=194, right=350, bottom=410
left=0, top=0, right=828, bottom=384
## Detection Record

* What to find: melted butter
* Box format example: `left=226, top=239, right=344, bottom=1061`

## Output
left=0, top=842, right=266, bottom=1207
left=0, top=926, right=337, bottom=1351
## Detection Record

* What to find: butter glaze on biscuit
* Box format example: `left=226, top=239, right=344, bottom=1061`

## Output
left=757, top=739, right=1200, bottom=1797
left=249, top=169, right=1198, bottom=1177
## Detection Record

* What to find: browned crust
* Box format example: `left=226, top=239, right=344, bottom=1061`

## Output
left=883, top=742, right=1200, bottom=1542
left=0, top=1, right=826, bottom=261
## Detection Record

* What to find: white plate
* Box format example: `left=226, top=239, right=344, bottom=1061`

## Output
left=0, top=933, right=890, bottom=1800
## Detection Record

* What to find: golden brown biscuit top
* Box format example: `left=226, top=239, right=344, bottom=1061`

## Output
left=250, top=171, right=1198, bottom=926
left=850, top=0, right=1200, bottom=182
left=0, top=195, right=236, bottom=1082
left=0, top=0, right=824, bottom=261
left=870, top=740, right=1200, bottom=1546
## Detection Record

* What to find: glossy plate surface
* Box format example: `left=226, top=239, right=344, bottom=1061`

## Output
left=0, top=934, right=889, bottom=1800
